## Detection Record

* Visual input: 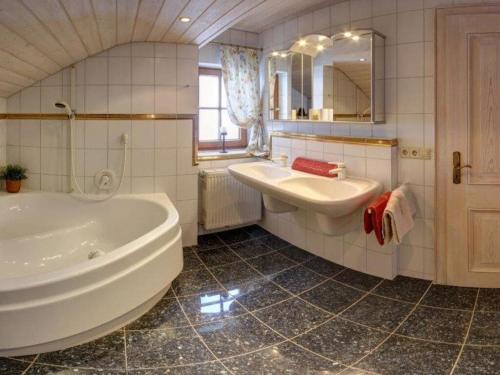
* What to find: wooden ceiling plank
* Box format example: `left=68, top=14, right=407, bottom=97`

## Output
left=236, top=0, right=339, bottom=33
left=195, top=0, right=263, bottom=46
left=177, top=0, right=242, bottom=44
left=91, top=0, right=117, bottom=51
left=0, top=50, right=47, bottom=81
left=117, top=0, right=139, bottom=44
left=132, top=0, right=165, bottom=41
left=147, top=0, right=189, bottom=41
left=22, top=0, right=88, bottom=61
left=162, top=0, right=215, bottom=43
left=0, top=23, right=60, bottom=74
left=0, top=67, right=35, bottom=87
left=0, top=0, right=73, bottom=67
left=0, top=81, right=24, bottom=95
left=59, top=0, right=102, bottom=55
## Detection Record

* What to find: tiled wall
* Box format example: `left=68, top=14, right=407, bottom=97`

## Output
left=265, top=135, right=399, bottom=279
left=4, top=42, right=199, bottom=246
left=258, top=0, right=453, bottom=280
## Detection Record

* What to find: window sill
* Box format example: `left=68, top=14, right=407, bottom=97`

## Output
left=197, top=148, right=254, bottom=162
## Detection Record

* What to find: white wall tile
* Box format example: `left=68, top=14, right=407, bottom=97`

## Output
left=108, top=57, right=131, bottom=85
left=177, top=44, right=198, bottom=60
left=155, top=58, right=177, bottom=85
left=85, top=85, right=108, bottom=113
left=132, top=42, right=154, bottom=57
left=85, top=57, right=108, bottom=85
left=108, top=85, right=131, bottom=113
left=373, top=0, right=397, bottom=16
left=20, top=120, right=40, bottom=147
left=177, top=59, right=199, bottom=87
left=155, top=148, right=176, bottom=176
left=351, top=0, right=372, bottom=20
left=85, top=120, right=108, bottom=149
left=155, top=120, right=177, bottom=148
left=21, top=87, right=41, bottom=113
left=397, top=42, right=424, bottom=77
left=331, top=2, right=350, bottom=26
left=131, top=121, right=155, bottom=148
left=397, top=10, right=424, bottom=43
left=132, top=57, right=155, bottom=85
left=131, top=149, right=154, bottom=176
left=131, top=85, right=155, bottom=113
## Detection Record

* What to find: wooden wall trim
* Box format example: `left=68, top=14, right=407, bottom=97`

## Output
left=0, top=113, right=196, bottom=121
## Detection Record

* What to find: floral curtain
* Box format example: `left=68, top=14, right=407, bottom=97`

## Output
left=220, top=46, right=268, bottom=154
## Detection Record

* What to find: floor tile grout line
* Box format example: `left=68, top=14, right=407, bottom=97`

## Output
left=195, top=232, right=499, bottom=373
left=217, top=233, right=352, bottom=318
left=170, top=286, right=237, bottom=375
left=189, top=244, right=304, bottom=365
left=285, top=279, right=387, bottom=375
left=219, top=233, right=386, bottom=323
left=185, top=239, right=500, bottom=355
left=192, top=238, right=363, bottom=370
left=222, top=235, right=386, bottom=296
left=20, top=354, right=39, bottom=374
left=337, top=282, right=435, bottom=374
left=449, top=288, right=480, bottom=375
left=217, top=233, right=392, bottom=327
left=216, top=232, right=391, bottom=372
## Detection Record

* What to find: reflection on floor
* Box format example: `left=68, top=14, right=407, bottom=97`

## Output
left=3, top=225, right=500, bottom=374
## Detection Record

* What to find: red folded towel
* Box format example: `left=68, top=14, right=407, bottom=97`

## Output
left=364, top=192, right=392, bottom=245
left=292, top=157, right=337, bottom=177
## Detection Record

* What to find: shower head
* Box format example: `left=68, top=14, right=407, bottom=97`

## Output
left=54, top=101, right=75, bottom=118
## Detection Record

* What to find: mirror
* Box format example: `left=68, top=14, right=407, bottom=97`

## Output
left=268, top=30, right=385, bottom=123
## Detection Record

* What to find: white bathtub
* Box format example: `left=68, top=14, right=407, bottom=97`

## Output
left=0, top=192, right=183, bottom=356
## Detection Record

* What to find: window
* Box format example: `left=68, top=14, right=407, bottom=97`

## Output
left=198, top=67, right=247, bottom=150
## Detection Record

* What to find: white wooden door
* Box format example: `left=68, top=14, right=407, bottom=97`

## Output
left=437, top=5, right=500, bottom=288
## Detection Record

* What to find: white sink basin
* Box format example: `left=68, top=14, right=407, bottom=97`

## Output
left=228, top=162, right=382, bottom=235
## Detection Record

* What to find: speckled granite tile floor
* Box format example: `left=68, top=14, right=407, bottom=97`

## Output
left=3, top=225, right=500, bottom=375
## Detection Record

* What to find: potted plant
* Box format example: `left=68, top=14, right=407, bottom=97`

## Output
left=1, top=164, right=28, bottom=193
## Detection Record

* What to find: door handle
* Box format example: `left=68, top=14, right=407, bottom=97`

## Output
left=453, top=151, right=472, bottom=184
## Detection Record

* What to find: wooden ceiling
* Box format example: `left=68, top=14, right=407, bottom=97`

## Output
left=235, top=0, right=340, bottom=33
left=0, top=0, right=337, bottom=98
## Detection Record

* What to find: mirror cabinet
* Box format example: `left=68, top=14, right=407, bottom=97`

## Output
left=268, top=29, right=385, bottom=124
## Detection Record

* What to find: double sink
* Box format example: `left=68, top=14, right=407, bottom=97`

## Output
left=228, top=162, right=382, bottom=235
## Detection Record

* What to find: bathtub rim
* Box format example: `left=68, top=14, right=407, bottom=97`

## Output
left=0, top=192, right=179, bottom=293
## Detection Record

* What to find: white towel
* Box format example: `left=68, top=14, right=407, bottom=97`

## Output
left=383, top=184, right=416, bottom=244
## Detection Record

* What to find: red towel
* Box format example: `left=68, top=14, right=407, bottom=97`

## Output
left=364, top=192, right=392, bottom=245
left=292, top=157, right=337, bottom=178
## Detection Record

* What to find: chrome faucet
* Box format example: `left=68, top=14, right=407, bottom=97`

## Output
left=328, top=162, right=347, bottom=180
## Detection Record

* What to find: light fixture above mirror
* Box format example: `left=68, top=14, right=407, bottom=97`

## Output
left=268, top=29, right=386, bottom=124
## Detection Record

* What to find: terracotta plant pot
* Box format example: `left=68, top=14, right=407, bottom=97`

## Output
left=6, top=179, right=21, bottom=193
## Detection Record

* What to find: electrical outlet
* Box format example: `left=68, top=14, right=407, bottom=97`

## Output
left=400, top=146, right=432, bottom=160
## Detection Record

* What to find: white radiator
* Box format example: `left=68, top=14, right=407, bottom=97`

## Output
left=199, top=168, right=262, bottom=230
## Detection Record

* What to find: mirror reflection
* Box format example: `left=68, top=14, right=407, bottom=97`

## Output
left=268, top=30, right=385, bottom=123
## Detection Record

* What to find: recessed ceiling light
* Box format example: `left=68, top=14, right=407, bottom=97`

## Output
left=298, top=39, right=307, bottom=47
left=272, top=51, right=279, bottom=56
left=179, top=16, right=191, bottom=23
left=359, top=58, right=366, bottom=62
left=352, top=35, right=360, bottom=41
left=280, top=53, right=287, bottom=58
left=344, top=32, right=352, bottom=37
left=317, top=45, right=324, bottom=51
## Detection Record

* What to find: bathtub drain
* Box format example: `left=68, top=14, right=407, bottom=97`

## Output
left=88, top=250, right=105, bottom=260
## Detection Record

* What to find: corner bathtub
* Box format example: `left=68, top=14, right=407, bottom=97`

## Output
left=0, top=192, right=183, bottom=356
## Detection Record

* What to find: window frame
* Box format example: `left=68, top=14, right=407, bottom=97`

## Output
left=198, top=67, right=247, bottom=150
